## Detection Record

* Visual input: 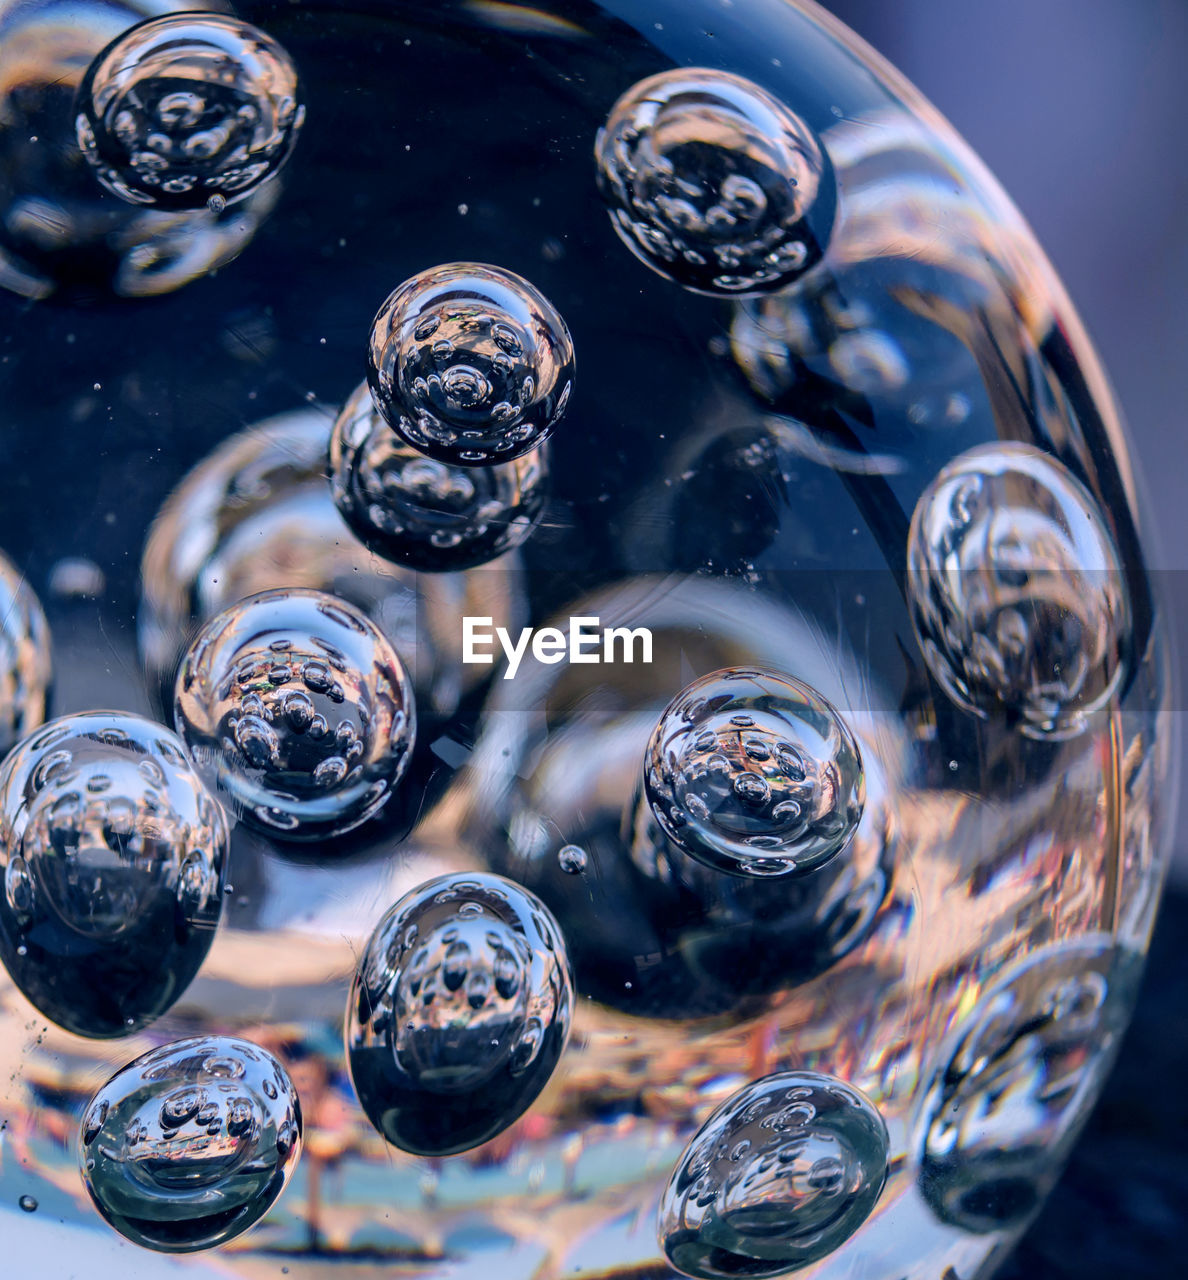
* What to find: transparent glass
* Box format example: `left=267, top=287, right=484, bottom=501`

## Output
left=0, top=1, right=1174, bottom=1278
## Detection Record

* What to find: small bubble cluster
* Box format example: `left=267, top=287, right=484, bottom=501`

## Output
left=0, top=711, right=228, bottom=1038
left=0, top=549, right=51, bottom=756
left=79, top=1035, right=301, bottom=1252
left=595, top=68, right=836, bottom=294
left=644, top=667, right=864, bottom=878
left=329, top=379, right=549, bottom=571
left=173, top=588, right=416, bottom=840
left=367, top=262, right=575, bottom=465
left=917, top=936, right=1129, bottom=1233
left=659, top=1071, right=889, bottom=1278
left=75, top=14, right=303, bottom=210
left=907, top=443, right=1130, bottom=739
left=347, top=872, right=574, bottom=1156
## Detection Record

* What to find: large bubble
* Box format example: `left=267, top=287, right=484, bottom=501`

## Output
left=367, top=262, right=575, bottom=466
left=173, top=587, right=416, bottom=840
left=907, top=442, right=1130, bottom=739
left=659, top=1071, right=889, bottom=1278
left=79, top=1034, right=302, bottom=1251
left=0, top=711, right=228, bottom=1037
left=346, top=871, right=574, bottom=1156
left=643, top=666, right=865, bottom=878
left=0, top=0, right=281, bottom=300
left=75, top=13, right=303, bottom=209
left=595, top=68, right=836, bottom=295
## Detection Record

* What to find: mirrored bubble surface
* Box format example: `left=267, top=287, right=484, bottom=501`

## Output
left=346, top=871, right=574, bottom=1156
left=174, top=587, right=416, bottom=840
left=0, top=711, right=228, bottom=1037
left=916, top=934, right=1136, bottom=1235
left=0, top=548, right=51, bottom=756
left=79, top=1034, right=302, bottom=1252
left=75, top=12, right=303, bottom=210
left=643, top=666, right=864, bottom=877
left=329, top=379, right=549, bottom=572
left=595, top=68, right=836, bottom=295
left=659, top=1071, right=889, bottom=1279
left=907, top=442, right=1130, bottom=739
left=367, top=262, right=575, bottom=465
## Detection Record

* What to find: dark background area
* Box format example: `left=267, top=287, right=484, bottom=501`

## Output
left=818, top=3, right=1187, bottom=1273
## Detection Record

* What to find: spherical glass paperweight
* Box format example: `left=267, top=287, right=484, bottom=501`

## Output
left=0, top=2, right=1173, bottom=1279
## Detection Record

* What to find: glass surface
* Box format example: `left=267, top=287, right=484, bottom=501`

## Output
left=0, top=1, right=1174, bottom=1278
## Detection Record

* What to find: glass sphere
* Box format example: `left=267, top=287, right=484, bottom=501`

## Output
left=0, top=2, right=1172, bottom=1278
left=79, top=1034, right=302, bottom=1251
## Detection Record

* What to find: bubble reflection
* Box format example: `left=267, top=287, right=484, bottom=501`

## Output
left=0, top=550, right=51, bottom=757
left=330, top=380, right=550, bottom=572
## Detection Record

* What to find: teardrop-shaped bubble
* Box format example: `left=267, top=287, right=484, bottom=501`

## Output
left=173, top=588, right=416, bottom=840
left=643, top=666, right=864, bottom=878
left=79, top=1034, right=302, bottom=1252
left=75, top=13, right=304, bottom=210
left=346, top=871, right=574, bottom=1156
left=659, top=1071, right=889, bottom=1278
left=916, top=935, right=1136, bottom=1234
left=367, top=262, right=575, bottom=466
left=0, top=549, right=51, bottom=756
left=595, top=68, right=836, bottom=295
left=0, top=711, right=228, bottom=1037
left=329, top=380, right=550, bottom=572
left=906, top=442, right=1130, bottom=739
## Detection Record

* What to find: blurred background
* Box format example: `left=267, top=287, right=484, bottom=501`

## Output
left=819, top=2, right=1187, bottom=1271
